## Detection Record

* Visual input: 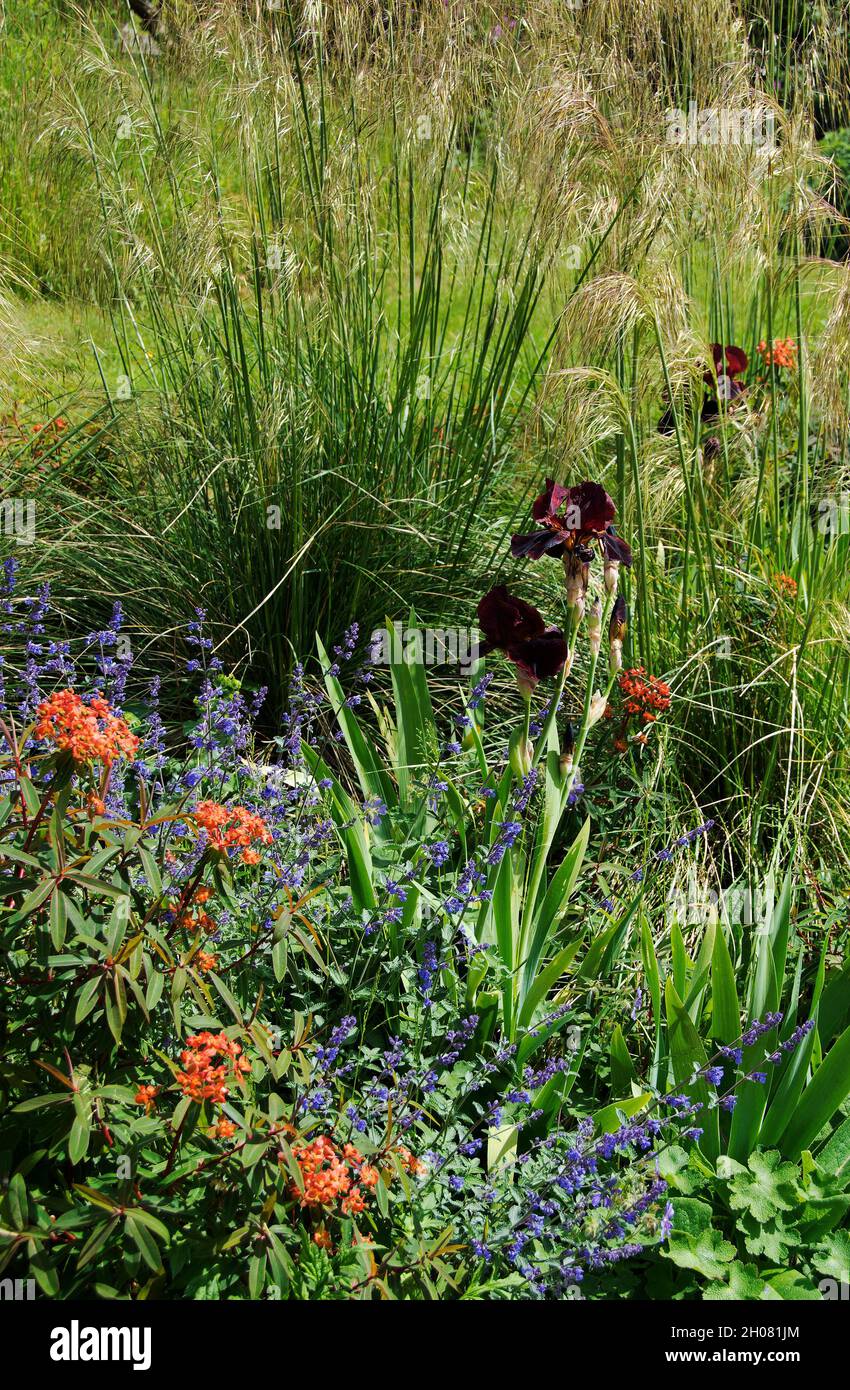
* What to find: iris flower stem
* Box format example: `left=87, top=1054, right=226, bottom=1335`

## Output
left=562, top=590, right=617, bottom=805
left=517, top=591, right=616, bottom=1001
left=521, top=688, right=532, bottom=761
left=530, top=661, right=567, bottom=767
left=530, top=587, right=617, bottom=775
left=567, top=667, right=618, bottom=806
left=530, top=608, right=586, bottom=767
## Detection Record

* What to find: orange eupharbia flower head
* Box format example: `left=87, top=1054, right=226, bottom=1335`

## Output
left=341, top=1186, right=367, bottom=1216
left=757, top=336, right=797, bottom=370
left=285, top=1132, right=424, bottom=1219
left=193, top=801, right=273, bottom=861
left=35, top=689, right=138, bottom=766
left=617, top=668, right=672, bottom=725
left=134, top=1084, right=159, bottom=1112
left=175, top=1031, right=250, bottom=1105
left=392, top=1144, right=427, bottom=1177
left=289, top=1135, right=353, bottom=1208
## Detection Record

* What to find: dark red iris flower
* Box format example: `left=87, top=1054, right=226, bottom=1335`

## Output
left=701, top=343, right=748, bottom=421
left=659, top=344, right=749, bottom=432
left=704, top=343, right=748, bottom=385
left=511, top=479, right=632, bottom=567
left=609, top=594, right=627, bottom=643
left=477, top=585, right=568, bottom=683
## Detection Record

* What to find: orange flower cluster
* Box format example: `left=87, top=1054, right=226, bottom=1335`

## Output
left=175, top=906, right=218, bottom=934
left=167, top=884, right=219, bottom=936
left=193, top=800, right=273, bottom=863
left=134, top=1084, right=159, bottom=1112
left=394, top=1144, right=427, bottom=1177
left=194, top=951, right=218, bottom=974
left=342, top=1188, right=367, bottom=1216
left=290, top=1135, right=358, bottom=1209
left=175, top=1031, right=250, bottom=1104
left=288, top=1136, right=394, bottom=1218
left=618, top=668, right=672, bottom=724
left=285, top=1137, right=426, bottom=1251
left=774, top=572, right=798, bottom=598
left=212, top=1118, right=237, bottom=1140
left=35, top=689, right=139, bottom=766
left=757, top=336, right=797, bottom=370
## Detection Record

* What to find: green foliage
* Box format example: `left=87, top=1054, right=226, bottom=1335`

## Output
left=657, top=1144, right=850, bottom=1299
